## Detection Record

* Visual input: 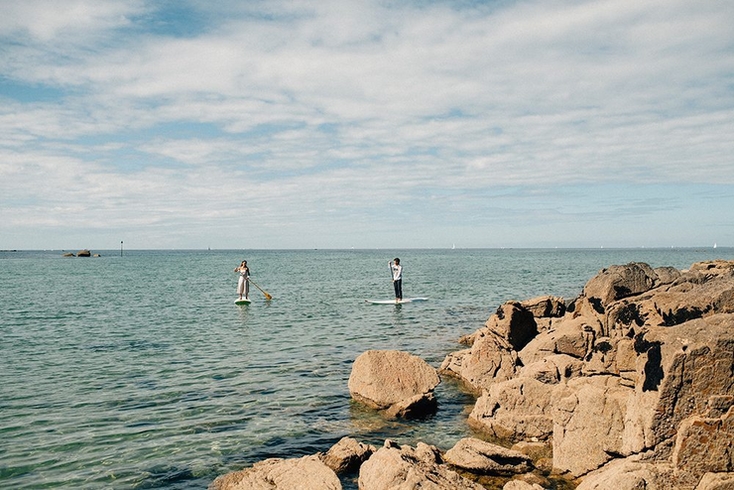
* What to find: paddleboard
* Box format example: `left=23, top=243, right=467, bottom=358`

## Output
left=365, top=297, right=428, bottom=305
left=234, top=298, right=252, bottom=305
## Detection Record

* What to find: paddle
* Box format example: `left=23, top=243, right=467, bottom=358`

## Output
left=249, top=278, right=273, bottom=300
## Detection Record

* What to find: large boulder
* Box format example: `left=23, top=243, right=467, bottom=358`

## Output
left=574, top=458, right=677, bottom=490
left=580, top=336, right=637, bottom=381
left=622, top=314, right=734, bottom=455
left=469, top=377, right=555, bottom=441
left=672, top=405, right=734, bottom=479
left=443, top=437, right=533, bottom=475
left=551, top=375, right=632, bottom=477
left=695, top=472, right=734, bottom=490
left=439, top=331, right=518, bottom=393
left=518, top=317, right=596, bottom=365
left=209, top=455, right=341, bottom=490
left=519, top=354, right=584, bottom=385
left=348, top=350, right=440, bottom=418
left=319, top=437, right=375, bottom=474
left=485, top=302, right=539, bottom=351
left=582, top=262, right=658, bottom=308
left=603, top=261, right=734, bottom=333
left=653, top=266, right=681, bottom=285
left=358, top=440, right=485, bottom=490
left=520, top=295, right=566, bottom=319
left=689, top=260, right=734, bottom=277
left=641, top=275, right=734, bottom=327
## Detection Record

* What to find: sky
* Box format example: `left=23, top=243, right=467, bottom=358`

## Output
left=1, top=0, right=733, bottom=250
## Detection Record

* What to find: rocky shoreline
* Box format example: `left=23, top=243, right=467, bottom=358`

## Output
left=210, top=260, right=734, bottom=490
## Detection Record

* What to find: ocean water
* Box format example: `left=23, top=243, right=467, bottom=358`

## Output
left=1, top=247, right=730, bottom=489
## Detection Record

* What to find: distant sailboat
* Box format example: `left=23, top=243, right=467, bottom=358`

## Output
left=452, top=243, right=455, bottom=250
left=714, top=242, right=717, bottom=249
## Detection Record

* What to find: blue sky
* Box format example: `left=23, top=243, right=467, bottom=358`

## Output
left=1, top=0, right=733, bottom=250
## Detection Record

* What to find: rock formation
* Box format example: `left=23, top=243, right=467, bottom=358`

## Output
left=441, top=260, right=734, bottom=488
left=63, top=250, right=99, bottom=257
left=348, top=350, right=440, bottom=418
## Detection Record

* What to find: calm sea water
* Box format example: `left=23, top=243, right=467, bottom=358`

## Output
left=1, top=247, right=730, bottom=489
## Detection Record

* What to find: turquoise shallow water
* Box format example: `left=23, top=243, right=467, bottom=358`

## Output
left=1, top=247, right=730, bottom=489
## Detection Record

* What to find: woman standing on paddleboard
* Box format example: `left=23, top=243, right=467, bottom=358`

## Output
left=235, top=260, right=250, bottom=300
left=389, top=258, right=402, bottom=303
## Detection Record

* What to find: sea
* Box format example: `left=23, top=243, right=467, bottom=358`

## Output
left=1, top=247, right=730, bottom=489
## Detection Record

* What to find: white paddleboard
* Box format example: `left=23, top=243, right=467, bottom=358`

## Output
left=234, top=298, right=252, bottom=305
left=365, top=297, right=428, bottom=305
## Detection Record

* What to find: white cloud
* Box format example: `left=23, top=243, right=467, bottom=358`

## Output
left=0, top=0, right=144, bottom=41
left=1, top=0, right=733, bottom=248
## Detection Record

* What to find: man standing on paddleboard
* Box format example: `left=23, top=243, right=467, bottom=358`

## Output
left=389, top=258, right=403, bottom=303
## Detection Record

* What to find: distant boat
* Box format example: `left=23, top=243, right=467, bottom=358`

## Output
left=714, top=242, right=717, bottom=249
left=452, top=243, right=455, bottom=250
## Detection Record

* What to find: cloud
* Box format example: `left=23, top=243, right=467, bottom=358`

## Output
left=0, top=0, right=144, bottom=42
left=1, top=0, right=733, bottom=248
